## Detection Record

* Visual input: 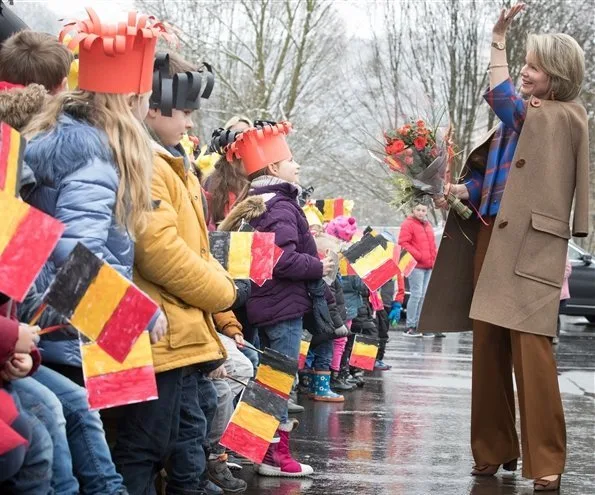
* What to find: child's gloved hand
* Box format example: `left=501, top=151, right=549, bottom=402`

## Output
left=1, top=353, right=33, bottom=381
left=334, top=325, right=350, bottom=337
left=388, top=302, right=402, bottom=326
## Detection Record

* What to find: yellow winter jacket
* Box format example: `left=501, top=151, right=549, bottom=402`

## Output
left=134, top=144, right=236, bottom=373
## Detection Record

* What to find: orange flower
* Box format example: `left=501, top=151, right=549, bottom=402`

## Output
left=386, top=139, right=405, bottom=155
left=413, top=136, right=427, bottom=151
left=385, top=156, right=403, bottom=172
left=399, top=125, right=411, bottom=136
left=416, top=120, right=426, bottom=128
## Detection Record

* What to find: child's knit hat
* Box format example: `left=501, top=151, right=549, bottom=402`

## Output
left=325, top=215, right=357, bottom=242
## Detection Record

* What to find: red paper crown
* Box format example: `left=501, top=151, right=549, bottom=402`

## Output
left=226, top=122, right=292, bottom=176
left=59, top=8, right=172, bottom=94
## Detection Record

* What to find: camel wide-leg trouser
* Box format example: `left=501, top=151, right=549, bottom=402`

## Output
left=470, top=220, right=566, bottom=479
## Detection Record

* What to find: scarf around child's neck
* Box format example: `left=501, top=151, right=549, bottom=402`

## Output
left=250, top=175, right=303, bottom=201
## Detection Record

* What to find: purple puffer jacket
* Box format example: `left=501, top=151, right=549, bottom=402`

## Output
left=247, top=182, right=323, bottom=327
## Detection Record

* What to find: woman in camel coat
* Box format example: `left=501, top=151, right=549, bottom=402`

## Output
left=421, top=3, right=589, bottom=492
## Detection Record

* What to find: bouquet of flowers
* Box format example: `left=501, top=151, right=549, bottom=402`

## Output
left=382, top=119, right=471, bottom=219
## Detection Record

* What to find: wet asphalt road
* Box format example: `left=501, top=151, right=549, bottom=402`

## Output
left=238, top=316, right=595, bottom=495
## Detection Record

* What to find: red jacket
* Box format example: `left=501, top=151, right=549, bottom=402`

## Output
left=1, top=301, right=42, bottom=386
left=1, top=300, right=40, bottom=457
left=0, top=389, right=28, bottom=456
left=398, top=217, right=437, bottom=269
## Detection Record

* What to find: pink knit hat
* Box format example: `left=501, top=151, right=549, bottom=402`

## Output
left=325, top=215, right=357, bottom=242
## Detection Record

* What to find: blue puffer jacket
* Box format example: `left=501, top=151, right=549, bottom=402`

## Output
left=19, top=114, right=134, bottom=366
left=341, top=275, right=364, bottom=321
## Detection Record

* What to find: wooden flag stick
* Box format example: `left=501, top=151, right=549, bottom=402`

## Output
left=239, top=341, right=264, bottom=356
left=29, top=303, right=47, bottom=326
left=227, top=376, right=249, bottom=388
left=36, top=324, right=68, bottom=336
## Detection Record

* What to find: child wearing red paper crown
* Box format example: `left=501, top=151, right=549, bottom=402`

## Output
left=126, top=50, right=242, bottom=494
left=219, top=121, right=336, bottom=477
left=16, top=8, right=170, bottom=494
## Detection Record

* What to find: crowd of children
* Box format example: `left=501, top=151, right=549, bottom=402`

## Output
left=0, top=6, right=429, bottom=495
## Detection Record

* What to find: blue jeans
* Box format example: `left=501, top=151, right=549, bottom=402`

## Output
left=11, top=377, right=79, bottom=495
left=1, top=390, right=53, bottom=495
left=260, top=318, right=303, bottom=423
left=406, top=268, right=432, bottom=329
left=306, top=339, right=333, bottom=371
left=167, top=369, right=218, bottom=495
left=33, top=366, right=125, bottom=494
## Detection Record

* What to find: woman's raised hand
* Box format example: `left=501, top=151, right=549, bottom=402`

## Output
left=493, top=3, right=525, bottom=36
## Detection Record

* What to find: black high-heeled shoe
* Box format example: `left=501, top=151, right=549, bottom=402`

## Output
left=471, top=459, right=518, bottom=476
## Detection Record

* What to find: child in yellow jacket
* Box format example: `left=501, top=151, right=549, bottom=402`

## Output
left=113, top=51, right=237, bottom=494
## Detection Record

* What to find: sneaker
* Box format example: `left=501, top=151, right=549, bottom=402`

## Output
left=208, top=454, right=247, bottom=493
left=287, top=398, right=305, bottom=414
left=422, top=332, right=435, bottom=338
left=374, top=360, right=392, bottom=371
left=225, top=450, right=252, bottom=468
left=331, top=371, right=356, bottom=391
left=404, top=328, right=423, bottom=338
left=552, top=336, right=560, bottom=345
left=434, top=332, right=446, bottom=338
left=258, top=430, right=313, bottom=478
left=200, top=479, right=225, bottom=495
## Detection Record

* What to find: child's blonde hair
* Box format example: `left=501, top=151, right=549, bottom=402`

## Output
left=527, top=33, right=585, bottom=101
left=23, top=90, right=153, bottom=237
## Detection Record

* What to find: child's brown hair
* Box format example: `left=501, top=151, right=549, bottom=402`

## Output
left=164, top=51, right=195, bottom=76
left=0, top=31, right=72, bottom=91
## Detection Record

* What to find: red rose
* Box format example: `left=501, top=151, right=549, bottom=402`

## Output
left=387, top=139, right=405, bottom=155
left=414, top=136, right=428, bottom=151
left=416, top=120, right=425, bottom=128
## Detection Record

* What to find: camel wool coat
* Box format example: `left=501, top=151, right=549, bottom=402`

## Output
left=419, top=95, right=590, bottom=337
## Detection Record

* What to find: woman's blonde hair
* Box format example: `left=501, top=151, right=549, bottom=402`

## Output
left=23, top=90, right=153, bottom=238
left=527, top=33, right=585, bottom=101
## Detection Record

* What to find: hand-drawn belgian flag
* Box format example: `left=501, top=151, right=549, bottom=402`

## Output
left=81, top=332, right=158, bottom=410
left=298, top=339, right=311, bottom=370
left=349, top=335, right=379, bottom=370
left=220, top=380, right=286, bottom=463
left=255, top=348, right=299, bottom=399
left=0, top=122, right=24, bottom=196
left=209, top=231, right=276, bottom=285
left=314, top=198, right=354, bottom=222
left=44, top=243, right=158, bottom=362
left=342, top=233, right=399, bottom=291
left=398, top=250, right=417, bottom=277
left=0, top=192, right=64, bottom=301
